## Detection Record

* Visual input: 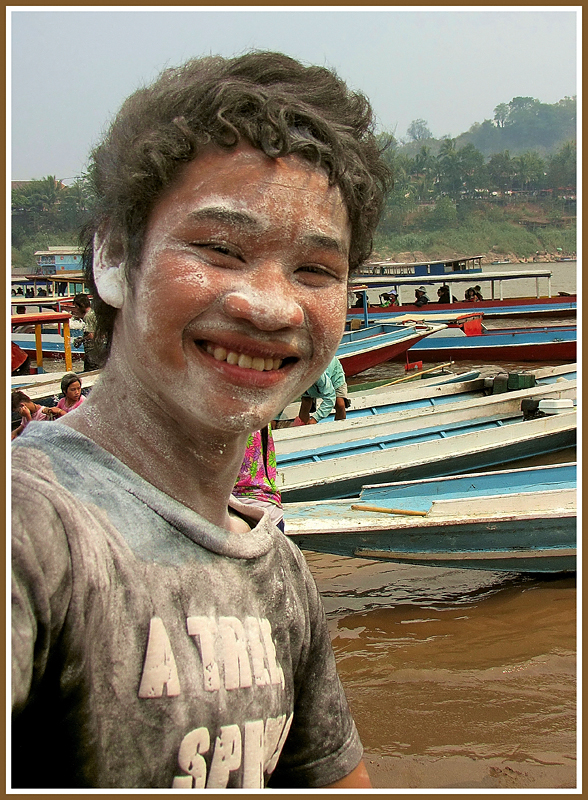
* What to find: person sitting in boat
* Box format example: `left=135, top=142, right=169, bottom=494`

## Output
left=11, top=391, right=58, bottom=440
left=464, top=287, right=479, bottom=302
left=414, top=286, right=429, bottom=307
left=473, top=285, right=483, bottom=300
left=351, top=292, right=364, bottom=308
left=295, top=356, right=349, bottom=424
left=232, top=424, right=284, bottom=532
left=436, top=286, right=457, bottom=304
left=51, top=372, right=86, bottom=417
left=379, top=290, right=399, bottom=307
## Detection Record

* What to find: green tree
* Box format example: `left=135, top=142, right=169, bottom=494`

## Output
left=513, top=151, right=546, bottom=190
left=546, top=141, right=576, bottom=191
left=437, top=139, right=463, bottom=197
left=487, top=151, right=516, bottom=190
left=493, top=103, right=509, bottom=128
left=407, top=119, right=432, bottom=141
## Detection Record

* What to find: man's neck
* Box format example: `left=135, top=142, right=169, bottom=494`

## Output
left=62, top=364, right=250, bottom=532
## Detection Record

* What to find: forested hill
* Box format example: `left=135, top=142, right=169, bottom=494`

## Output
left=11, top=95, right=576, bottom=271
left=396, top=95, right=576, bottom=159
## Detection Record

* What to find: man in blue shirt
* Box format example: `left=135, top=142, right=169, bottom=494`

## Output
left=296, top=357, right=349, bottom=424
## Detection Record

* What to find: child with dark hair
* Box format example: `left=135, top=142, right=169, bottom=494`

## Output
left=51, top=372, right=86, bottom=416
left=11, top=391, right=55, bottom=439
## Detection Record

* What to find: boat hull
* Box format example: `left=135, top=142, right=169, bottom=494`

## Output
left=348, top=295, right=577, bottom=320
left=284, top=464, right=576, bottom=572
left=287, top=517, right=576, bottom=573
left=336, top=323, right=445, bottom=377
left=407, top=326, right=576, bottom=362
left=277, top=409, right=577, bottom=502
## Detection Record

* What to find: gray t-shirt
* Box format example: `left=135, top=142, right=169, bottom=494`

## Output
left=11, top=424, right=362, bottom=789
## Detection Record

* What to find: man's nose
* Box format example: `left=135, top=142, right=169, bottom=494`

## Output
left=222, top=271, right=304, bottom=330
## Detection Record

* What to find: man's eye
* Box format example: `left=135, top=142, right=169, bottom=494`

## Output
left=295, top=264, right=341, bottom=286
left=298, top=265, right=328, bottom=276
left=209, top=244, right=235, bottom=256
left=190, top=242, right=242, bottom=260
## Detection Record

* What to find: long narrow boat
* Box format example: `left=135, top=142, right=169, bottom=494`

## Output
left=406, top=320, right=576, bottom=362
left=275, top=382, right=576, bottom=501
left=284, top=463, right=576, bottom=573
left=274, top=374, right=576, bottom=452
left=335, top=321, right=446, bottom=377
left=348, top=295, right=576, bottom=321
left=11, top=332, right=84, bottom=359
left=275, top=363, right=576, bottom=424
left=348, top=265, right=576, bottom=319
left=11, top=319, right=446, bottom=376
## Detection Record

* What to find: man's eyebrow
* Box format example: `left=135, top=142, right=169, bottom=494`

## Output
left=186, top=207, right=348, bottom=256
left=302, top=232, right=349, bottom=257
left=186, top=206, right=263, bottom=229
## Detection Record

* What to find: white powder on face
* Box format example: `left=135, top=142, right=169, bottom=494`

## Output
left=223, top=289, right=304, bottom=330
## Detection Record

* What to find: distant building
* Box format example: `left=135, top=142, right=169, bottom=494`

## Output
left=34, top=245, right=84, bottom=274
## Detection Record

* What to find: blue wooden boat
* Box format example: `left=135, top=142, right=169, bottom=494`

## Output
left=275, top=382, right=576, bottom=501
left=284, top=463, right=576, bottom=573
left=406, top=319, right=576, bottom=362
left=335, top=321, right=446, bottom=377
left=274, top=363, right=576, bottom=425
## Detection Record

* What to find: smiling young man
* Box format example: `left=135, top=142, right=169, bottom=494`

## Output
left=11, top=52, right=390, bottom=789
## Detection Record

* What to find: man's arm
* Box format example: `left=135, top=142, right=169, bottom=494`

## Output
left=323, top=760, right=372, bottom=788
left=311, top=374, right=336, bottom=422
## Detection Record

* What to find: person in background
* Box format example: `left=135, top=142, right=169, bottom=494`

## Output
left=11, top=50, right=389, bottom=790
left=51, top=373, right=86, bottom=417
left=232, top=425, right=284, bottom=532
left=379, top=290, right=399, bottom=307
left=71, top=293, right=102, bottom=371
left=11, top=391, right=57, bottom=440
left=437, top=285, right=457, bottom=304
left=473, top=284, right=484, bottom=300
left=295, top=356, right=349, bottom=424
left=464, top=286, right=480, bottom=302
left=351, top=292, right=364, bottom=308
left=414, top=286, right=429, bottom=307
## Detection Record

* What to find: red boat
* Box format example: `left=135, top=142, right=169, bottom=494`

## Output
left=405, top=313, right=576, bottom=363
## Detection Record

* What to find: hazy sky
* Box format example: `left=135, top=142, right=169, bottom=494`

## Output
left=9, top=7, right=578, bottom=181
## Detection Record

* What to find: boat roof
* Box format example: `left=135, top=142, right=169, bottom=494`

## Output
left=350, top=268, right=553, bottom=289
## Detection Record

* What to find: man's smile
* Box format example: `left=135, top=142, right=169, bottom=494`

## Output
left=203, top=343, right=284, bottom=371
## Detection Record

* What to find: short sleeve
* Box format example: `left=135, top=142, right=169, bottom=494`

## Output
left=268, top=547, right=363, bottom=787
left=11, top=471, right=73, bottom=713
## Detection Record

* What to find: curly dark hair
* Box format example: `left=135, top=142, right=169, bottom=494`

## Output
left=81, top=51, right=392, bottom=347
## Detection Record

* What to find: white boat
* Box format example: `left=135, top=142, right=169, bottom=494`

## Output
left=274, top=363, right=576, bottom=425
left=275, top=382, right=576, bottom=501
left=284, top=463, right=576, bottom=573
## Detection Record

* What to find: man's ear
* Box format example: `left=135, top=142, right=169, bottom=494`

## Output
left=93, top=233, right=126, bottom=308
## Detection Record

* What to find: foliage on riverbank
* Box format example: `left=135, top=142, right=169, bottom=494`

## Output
left=373, top=197, right=576, bottom=263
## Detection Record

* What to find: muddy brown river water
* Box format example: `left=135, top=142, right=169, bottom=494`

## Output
left=305, top=553, right=576, bottom=789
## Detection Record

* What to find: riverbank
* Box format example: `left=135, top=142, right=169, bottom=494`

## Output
left=370, top=250, right=576, bottom=266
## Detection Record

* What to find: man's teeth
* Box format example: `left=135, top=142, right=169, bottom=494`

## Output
left=205, top=343, right=283, bottom=371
